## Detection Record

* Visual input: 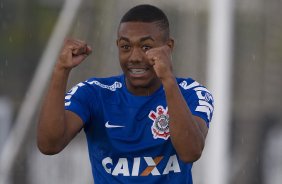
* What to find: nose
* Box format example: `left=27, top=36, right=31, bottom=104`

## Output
left=129, top=47, right=143, bottom=63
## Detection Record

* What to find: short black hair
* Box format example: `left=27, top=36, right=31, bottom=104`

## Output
left=120, top=4, right=170, bottom=38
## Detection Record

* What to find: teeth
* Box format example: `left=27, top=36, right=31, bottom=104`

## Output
left=130, top=69, right=146, bottom=74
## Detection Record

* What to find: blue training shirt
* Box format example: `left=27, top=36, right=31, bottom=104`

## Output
left=64, top=74, right=214, bottom=184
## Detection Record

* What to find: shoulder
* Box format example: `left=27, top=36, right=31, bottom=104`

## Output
left=66, top=75, right=124, bottom=99
left=176, top=77, right=214, bottom=109
left=177, top=77, right=214, bottom=124
left=65, top=75, right=124, bottom=111
left=176, top=77, right=209, bottom=92
left=176, top=78, right=213, bottom=101
left=83, top=75, right=123, bottom=92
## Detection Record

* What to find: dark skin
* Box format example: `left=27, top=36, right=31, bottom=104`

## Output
left=37, top=21, right=208, bottom=163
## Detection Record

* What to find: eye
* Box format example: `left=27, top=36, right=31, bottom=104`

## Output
left=120, top=45, right=131, bottom=50
left=142, top=45, right=152, bottom=51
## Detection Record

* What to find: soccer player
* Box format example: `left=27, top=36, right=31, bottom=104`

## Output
left=37, top=4, right=214, bottom=184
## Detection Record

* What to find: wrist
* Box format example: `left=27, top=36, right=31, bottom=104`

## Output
left=161, top=75, right=177, bottom=88
left=53, top=64, right=71, bottom=80
left=54, top=63, right=71, bottom=75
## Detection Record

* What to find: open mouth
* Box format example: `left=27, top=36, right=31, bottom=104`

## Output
left=129, top=68, right=148, bottom=75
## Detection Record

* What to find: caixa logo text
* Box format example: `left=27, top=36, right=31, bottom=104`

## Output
left=102, top=155, right=181, bottom=176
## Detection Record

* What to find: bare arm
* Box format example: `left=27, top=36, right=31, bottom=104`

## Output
left=37, top=39, right=92, bottom=155
left=162, top=77, right=208, bottom=162
left=146, top=41, right=208, bottom=163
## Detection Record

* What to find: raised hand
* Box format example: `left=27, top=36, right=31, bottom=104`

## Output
left=57, top=39, right=92, bottom=71
left=146, top=44, right=174, bottom=81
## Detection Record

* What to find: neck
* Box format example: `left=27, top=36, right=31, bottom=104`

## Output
left=125, top=79, right=162, bottom=96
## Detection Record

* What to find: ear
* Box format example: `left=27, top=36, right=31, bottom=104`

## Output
left=167, top=38, right=175, bottom=51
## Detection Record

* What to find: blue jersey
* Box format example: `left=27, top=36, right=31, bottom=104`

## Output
left=65, top=74, right=214, bottom=184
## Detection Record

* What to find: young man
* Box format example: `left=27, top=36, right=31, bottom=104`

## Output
left=37, top=4, right=214, bottom=184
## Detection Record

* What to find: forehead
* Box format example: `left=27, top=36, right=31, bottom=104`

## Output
left=118, top=22, right=163, bottom=41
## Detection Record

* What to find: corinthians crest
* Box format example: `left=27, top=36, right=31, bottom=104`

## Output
left=149, top=105, right=170, bottom=140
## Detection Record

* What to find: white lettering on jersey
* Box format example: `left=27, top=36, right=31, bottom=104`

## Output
left=179, top=81, right=200, bottom=90
left=199, top=100, right=214, bottom=112
left=65, top=82, right=85, bottom=106
left=65, top=80, right=122, bottom=107
left=194, top=87, right=214, bottom=121
left=143, top=157, right=161, bottom=176
left=179, top=80, right=214, bottom=122
left=163, top=155, right=181, bottom=174
left=87, top=80, right=122, bottom=91
left=102, top=157, right=113, bottom=174
left=101, top=155, right=181, bottom=177
left=132, top=157, right=141, bottom=176
left=196, top=106, right=211, bottom=120
left=112, top=158, right=130, bottom=176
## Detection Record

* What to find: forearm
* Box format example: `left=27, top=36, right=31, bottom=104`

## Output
left=37, top=39, right=91, bottom=154
left=37, top=66, right=70, bottom=154
left=163, top=77, right=205, bottom=162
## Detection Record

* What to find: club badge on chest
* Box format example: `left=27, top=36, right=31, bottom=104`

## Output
left=149, top=105, right=170, bottom=140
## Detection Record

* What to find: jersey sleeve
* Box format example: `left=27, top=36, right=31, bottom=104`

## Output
left=180, top=81, right=214, bottom=127
left=64, top=82, right=95, bottom=125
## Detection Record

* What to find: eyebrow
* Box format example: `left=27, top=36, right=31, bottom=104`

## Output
left=140, top=36, right=155, bottom=42
left=118, top=36, right=130, bottom=42
left=118, top=36, right=155, bottom=43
